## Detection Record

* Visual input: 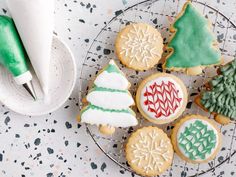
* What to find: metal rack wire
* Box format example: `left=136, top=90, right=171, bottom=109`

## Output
left=79, top=0, right=236, bottom=176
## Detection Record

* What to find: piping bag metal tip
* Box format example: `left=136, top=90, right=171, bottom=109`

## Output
left=23, top=81, right=37, bottom=100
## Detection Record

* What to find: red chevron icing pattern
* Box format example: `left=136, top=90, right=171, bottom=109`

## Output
left=144, top=81, right=182, bottom=118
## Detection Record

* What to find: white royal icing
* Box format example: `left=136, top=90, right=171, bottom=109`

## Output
left=94, top=71, right=129, bottom=90
left=120, top=24, right=162, bottom=67
left=130, top=129, right=172, bottom=173
left=177, top=118, right=219, bottom=161
left=82, top=59, right=137, bottom=127
left=87, top=90, right=134, bottom=110
left=81, top=108, right=137, bottom=127
left=140, top=76, right=184, bottom=120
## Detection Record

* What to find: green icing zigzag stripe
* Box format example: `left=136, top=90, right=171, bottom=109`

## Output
left=90, top=86, right=128, bottom=93
left=81, top=104, right=135, bottom=115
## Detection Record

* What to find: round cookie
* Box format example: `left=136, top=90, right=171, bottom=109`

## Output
left=171, top=115, right=221, bottom=163
left=126, top=126, right=173, bottom=176
left=115, top=23, right=163, bottom=71
left=136, top=73, right=188, bottom=124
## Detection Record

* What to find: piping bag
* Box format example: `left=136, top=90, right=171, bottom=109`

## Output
left=7, top=0, right=54, bottom=103
left=0, top=16, right=36, bottom=100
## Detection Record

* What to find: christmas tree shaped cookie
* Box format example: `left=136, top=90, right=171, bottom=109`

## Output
left=196, top=60, right=236, bottom=125
left=163, top=2, right=221, bottom=75
left=79, top=60, right=137, bottom=135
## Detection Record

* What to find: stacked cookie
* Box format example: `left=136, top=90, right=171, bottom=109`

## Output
left=78, top=1, right=234, bottom=176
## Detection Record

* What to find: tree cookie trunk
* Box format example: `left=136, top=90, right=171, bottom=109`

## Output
left=99, top=125, right=115, bottom=135
left=215, top=114, right=231, bottom=125
left=186, top=66, right=203, bottom=75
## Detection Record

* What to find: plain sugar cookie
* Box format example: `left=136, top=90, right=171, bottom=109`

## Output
left=136, top=73, right=188, bottom=124
left=115, top=23, right=163, bottom=71
left=126, top=126, right=173, bottom=176
left=171, top=114, right=221, bottom=163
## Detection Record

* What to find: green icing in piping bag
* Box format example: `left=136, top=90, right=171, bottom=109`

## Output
left=0, top=15, right=36, bottom=100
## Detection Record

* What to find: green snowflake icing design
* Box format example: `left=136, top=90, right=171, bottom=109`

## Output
left=178, top=120, right=217, bottom=160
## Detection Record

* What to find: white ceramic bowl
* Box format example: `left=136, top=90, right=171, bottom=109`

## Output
left=0, top=36, right=76, bottom=116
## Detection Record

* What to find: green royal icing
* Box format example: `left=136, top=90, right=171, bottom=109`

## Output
left=81, top=60, right=136, bottom=126
left=0, top=15, right=29, bottom=77
left=106, top=63, right=121, bottom=73
left=81, top=104, right=134, bottom=115
left=165, top=2, right=221, bottom=68
left=178, top=120, right=217, bottom=160
left=90, top=86, right=128, bottom=93
left=201, top=60, right=236, bottom=120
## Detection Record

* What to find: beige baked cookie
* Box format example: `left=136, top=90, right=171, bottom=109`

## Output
left=79, top=60, right=138, bottom=135
left=163, top=2, right=222, bottom=75
left=195, top=60, right=236, bottom=125
left=126, top=126, right=173, bottom=176
left=115, top=23, right=163, bottom=71
left=171, top=114, right=221, bottom=163
left=136, top=73, right=188, bottom=124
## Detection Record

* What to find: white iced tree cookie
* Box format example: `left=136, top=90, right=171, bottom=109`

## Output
left=79, top=60, right=137, bottom=135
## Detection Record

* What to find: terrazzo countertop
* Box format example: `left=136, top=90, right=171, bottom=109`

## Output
left=0, top=0, right=236, bottom=177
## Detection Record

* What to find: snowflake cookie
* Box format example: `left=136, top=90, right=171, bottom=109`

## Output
left=136, top=73, right=188, bottom=124
left=171, top=115, right=221, bottom=163
left=115, top=23, right=163, bottom=71
left=126, top=126, right=174, bottom=176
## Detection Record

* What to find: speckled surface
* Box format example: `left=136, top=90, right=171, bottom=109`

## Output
left=0, top=0, right=236, bottom=177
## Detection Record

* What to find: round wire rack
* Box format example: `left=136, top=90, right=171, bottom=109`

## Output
left=79, top=0, right=236, bottom=176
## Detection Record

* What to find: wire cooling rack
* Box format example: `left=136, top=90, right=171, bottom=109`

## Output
left=79, top=0, right=236, bottom=176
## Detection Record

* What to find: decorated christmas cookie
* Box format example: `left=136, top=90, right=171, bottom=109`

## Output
left=79, top=60, right=138, bottom=135
left=196, top=60, right=236, bottom=125
left=163, top=2, right=221, bottom=75
left=136, top=73, right=187, bottom=124
left=171, top=115, right=221, bottom=163
left=115, top=23, right=163, bottom=71
left=126, top=126, right=173, bottom=176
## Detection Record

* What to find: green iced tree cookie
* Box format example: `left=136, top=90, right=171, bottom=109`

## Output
left=164, top=2, right=221, bottom=75
left=201, top=60, right=236, bottom=121
left=178, top=120, right=217, bottom=160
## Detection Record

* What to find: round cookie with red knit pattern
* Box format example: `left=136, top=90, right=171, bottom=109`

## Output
left=136, top=73, right=188, bottom=124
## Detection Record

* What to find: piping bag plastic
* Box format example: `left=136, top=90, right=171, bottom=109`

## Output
left=0, top=15, right=36, bottom=100
left=7, top=0, right=54, bottom=103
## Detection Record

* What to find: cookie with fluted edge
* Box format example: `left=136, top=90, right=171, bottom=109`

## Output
left=171, top=114, right=221, bottom=163
left=115, top=23, right=163, bottom=71
left=136, top=73, right=188, bottom=124
left=126, top=126, right=174, bottom=177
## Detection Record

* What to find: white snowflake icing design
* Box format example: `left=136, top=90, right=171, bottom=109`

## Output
left=131, top=130, right=172, bottom=173
left=120, top=24, right=161, bottom=67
